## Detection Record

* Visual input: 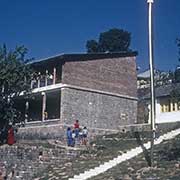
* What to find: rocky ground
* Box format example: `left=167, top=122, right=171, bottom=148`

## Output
left=0, top=129, right=180, bottom=180
left=91, top=134, right=180, bottom=180
left=0, top=131, right=146, bottom=180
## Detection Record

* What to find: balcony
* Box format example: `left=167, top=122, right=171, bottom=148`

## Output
left=30, top=67, right=61, bottom=89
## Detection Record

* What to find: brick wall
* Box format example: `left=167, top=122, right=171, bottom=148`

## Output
left=61, top=56, right=137, bottom=97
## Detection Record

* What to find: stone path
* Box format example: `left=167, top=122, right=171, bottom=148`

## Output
left=69, top=128, right=180, bottom=180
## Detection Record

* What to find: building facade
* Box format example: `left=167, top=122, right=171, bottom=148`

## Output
left=16, top=52, right=138, bottom=136
left=144, top=83, right=180, bottom=124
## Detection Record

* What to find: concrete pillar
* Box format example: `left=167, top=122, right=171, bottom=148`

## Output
left=170, top=101, right=173, bottom=112
left=59, top=90, right=61, bottom=121
left=155, top=99, right=161, bottom=115
left=53, top=67, right=56, bottom=84
left=2, top=85, right=4, bottom=93
left=24, top=76, right=27, bottom=84
left=30, top=81, right=33, bottom=89
left=42, top=92, right=46, bottom=121
left=45, top=70, right=48, bottom=86
left=25, top=101, right=29, bottom=123
left=37, top=72, right=41, bottom=88
left=175, top=102, right=178, bottom=111
left=163, top=104, right=166, bottom=113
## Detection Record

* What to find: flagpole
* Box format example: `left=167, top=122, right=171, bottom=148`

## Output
left=147, top=0, right=156, bottom=167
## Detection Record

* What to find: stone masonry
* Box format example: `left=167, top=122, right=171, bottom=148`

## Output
left=60, top=87, right=137, bottom=130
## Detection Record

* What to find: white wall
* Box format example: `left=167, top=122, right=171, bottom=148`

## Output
left=148, top=99, right=180, bottom=124
left=156, top=111, right=180, bottom=123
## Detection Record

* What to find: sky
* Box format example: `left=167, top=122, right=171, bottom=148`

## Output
left=0, top=0, right=180, bottom=72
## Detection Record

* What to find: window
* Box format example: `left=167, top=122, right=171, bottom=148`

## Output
left=160, top=98, right=180, bottom=113
left=160, top=98, right=170, bottom=113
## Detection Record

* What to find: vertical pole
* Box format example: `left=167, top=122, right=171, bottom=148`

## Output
left=53, top=67, right=56, bottom=85
left=25, top=101, right=29, bottom=123
left=24, top=76, right=27, bottom=85
left=175, top=102, right=178, bottom=111
left=59, top=90, right=61, bottom=121
left=37, top=72, right=41, bottom=88
left=30, top=81, right=33, bottom=89
left=2, top=84, right=4, bottom=93
left=42, top=92, right=46, bottom=122
left=147, top=0, right=156, bottom=167
left=170, top=100, right=173, bottom=112
left=45, top=70, right=48, bottom=86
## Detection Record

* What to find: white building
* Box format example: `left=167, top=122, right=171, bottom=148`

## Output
left=144, top=83, right=180, bottom=124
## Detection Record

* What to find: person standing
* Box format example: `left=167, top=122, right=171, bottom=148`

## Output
left=66, top=127, right=72, bottom=146
left=71, top=130, right=76, bottom=147
left=78, top=128, right=83, bottom=144
left=82, top=127, right=88, bottom=145
left=74, top=120, right=80, bottom=138
left=7, top=125, right=15, bottom=145
left=0, top=171, right=3, bottom=180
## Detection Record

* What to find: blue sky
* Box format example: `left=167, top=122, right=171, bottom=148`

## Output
left=0, top=0, right=180, bottom=71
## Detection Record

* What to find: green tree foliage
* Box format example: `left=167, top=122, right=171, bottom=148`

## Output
left=170, top=38, right=180, bottom=104
left=170, top=87, right=180, bottom=101
left=177, top=38, right=180, bottom=61
left=174, top=38, right=180, bottom=83
left=0, top=45, right=33, bottom=129
left=156, top=70, right=174, bottom=85
left=86, top=40, right=99, bottom=53
left=86, top=28, right=131, bottom=53
left=174, top=67, right=180, bottom=83
left=170, top=84, right=180, bottom=110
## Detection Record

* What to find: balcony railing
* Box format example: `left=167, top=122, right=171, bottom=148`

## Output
left=30, top=76, right=54, bottom=89
left=30, top=67, right=60, bottom=89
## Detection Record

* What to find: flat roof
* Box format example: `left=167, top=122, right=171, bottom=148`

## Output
left=28, top=51, right=138, bottom=66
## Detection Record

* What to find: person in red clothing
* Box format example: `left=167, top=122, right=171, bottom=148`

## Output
left=7, top=125, right=15, bottom=145
left=74, top=120, right=80, bottom=138
left=74, top=120, right=79, bottom=129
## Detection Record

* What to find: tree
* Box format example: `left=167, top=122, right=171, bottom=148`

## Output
left=86, top=40, right=99, bottom=53
left=86, top=28, right=131, bottom=53
left=174, top=66, right=180, bottom=83
left=177, top=38, right=180, bottom=61
left=174, top=38, right=180, bottom=83
left=0, top=45, right=33, bottom=129
left=167, top=39, right=180, bottom=110
left=170, top=84, right=180, bottom=111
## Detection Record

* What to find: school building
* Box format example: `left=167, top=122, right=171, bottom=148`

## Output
left=16, top=52, right=138, bottom=138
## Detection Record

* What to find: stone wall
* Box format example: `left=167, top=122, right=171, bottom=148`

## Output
left=62, top=56, right=137, bottom=97
left=0, top=141, right=77, bottom=179
left=60, top=87, right=137, bottom=130
left=16, top=123, right=149, bottom=140
left=16, top=120, right=180, bottom=140
left=16, top=122, right=65, bottom=140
